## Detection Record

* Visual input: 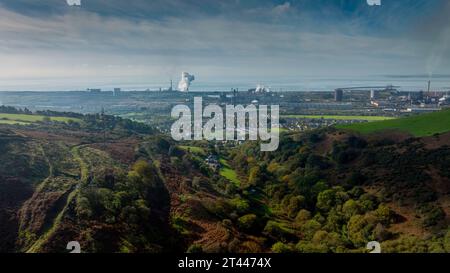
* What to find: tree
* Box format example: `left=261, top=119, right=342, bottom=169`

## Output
left=295, top=209, right=311, bottom=224
left=187, top=244, right=204, bottom=253
left=156, top=137, right=170, bottom=152
left=422, top=206, right=445, bottom=227
left=76, top=196, right=93, bottom=218
left=347, top=215, right=372, bottom=247
left=324, top=208, right=344, bottom=232
left=317, top=189, right=336, bottom=212
left=238, top=214, right=257, bottom=231
left=375, top=204, right=392, bottom=225
left=287, top=195, right=305, bottom=218
left=230, top=198, right=249, bottom=214
left=271, top=242, right=294, bottom=253
left=301, top=219, right=322, bottom=240
left=445, top=229, right=450, bottom=253
left=248, top=166, right=261, bottom=187
left=128, top=160, right=160, bottom=196
left=342, top=199, right=361, bottom=219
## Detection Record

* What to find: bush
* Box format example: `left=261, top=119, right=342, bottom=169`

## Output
left=342, top=199, right=361, bottom=219
left=347, top=215, right=373, bottom=247
left=187, top=244, right=204, bottom=253
left=238, top=214, right=257, bottom=231
left=229, top=198, right=250, bottom=214
left=375, top=204, right=392, bottom=225
left=422, top=207, right=445, bottom=227
left=264, top=221, right=295, bottom=241
left=301, top=220, right=322, bottom=240
left=287, top=196, right=306, bottom=218
left=317, top=189, right=336, bottom=212
left=295, top=209, right=311, bottom=223
left=271, top=242, right=294, bottom=253
left=248, top=166, right=262, bottom=187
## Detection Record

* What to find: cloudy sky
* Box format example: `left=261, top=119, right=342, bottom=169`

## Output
left=0, top=0, right=449, bottom=90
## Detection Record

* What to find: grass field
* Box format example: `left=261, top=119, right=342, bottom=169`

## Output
left=219, top=158, right=241, bottom=185
left=0, top=119, right=31, bottom=125
left=337, top=109, right=450, bottom=137
left=282, top=114, right=395, bottom=121
left=0, top=113, right=82, bottom=125
left=179, top=145, right=206, bottom=156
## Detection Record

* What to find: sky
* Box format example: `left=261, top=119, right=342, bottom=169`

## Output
left=0, top=0, right=449, bottom=91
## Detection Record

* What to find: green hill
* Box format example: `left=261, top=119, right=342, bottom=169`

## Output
left=1, top=108, right=449, bottom=253
left=0, top=113, right=82, bottom=125
left=337, top=109, right=450, bottom=137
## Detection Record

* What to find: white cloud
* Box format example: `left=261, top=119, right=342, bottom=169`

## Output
left=272, top=2, right=291, bottom=16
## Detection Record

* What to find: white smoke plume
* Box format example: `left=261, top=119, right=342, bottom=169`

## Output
left=66, top=0, right=81, bottom=6
left=426, top=26, right=450, bottom=78
left=255, top=84, right=270, bottom=93
left=178, top=72, right=195, bottom=92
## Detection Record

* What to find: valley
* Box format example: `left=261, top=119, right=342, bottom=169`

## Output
left=0, top=109, right=448, bottom=253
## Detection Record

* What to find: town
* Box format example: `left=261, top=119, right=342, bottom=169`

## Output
left=1, top=81, right=449, bottom=134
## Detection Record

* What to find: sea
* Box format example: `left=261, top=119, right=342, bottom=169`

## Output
left=0, top=75, right=449, bottom=92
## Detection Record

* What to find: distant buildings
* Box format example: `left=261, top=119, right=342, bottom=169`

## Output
left=405, top=107, right=441, bottom=113
left=113, top=88, right=121, bottom=96
left=335, top=89, right=343, bottom=102
left=205, top=155, right=220, bottom=171
left=87, top=88, right=101, bottom=93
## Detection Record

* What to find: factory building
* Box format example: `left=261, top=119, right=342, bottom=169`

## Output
left=87, top=88, right=101, bottom=93
left=335, top=89, right=343, bottom=102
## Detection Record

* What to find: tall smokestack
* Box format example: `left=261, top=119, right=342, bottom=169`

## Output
left=428, top=80, right=431, bottom=94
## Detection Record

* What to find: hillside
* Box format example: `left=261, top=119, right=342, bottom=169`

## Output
left=337, top=109, right=450, bottom=137
left=225, top=128, right=450, bottom=252
left=0, top=113, right=82, bottom=125
left=0, top=110, right=449, bottom=253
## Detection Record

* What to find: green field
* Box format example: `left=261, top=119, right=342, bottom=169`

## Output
left=337, top=109, right=450, bottom=137
left=179, top=145, right=206, bottom=156
left=219, top=158, right=241, bottom=185
left=0, top=119, right=31, bottom=125
left=0, top=113, right=82, bottom=125
left=282, top=114, right=395, bottom=121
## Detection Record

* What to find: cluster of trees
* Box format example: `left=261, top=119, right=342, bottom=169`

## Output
left=75, top=160, right=172, bottom=252
left=223, top=130, right=449, bottom=253
left=36, top=110, right=84, bottom=118
left=82, top=114, right=154, bottom=134
left=0, top=105, right=33, bottom=114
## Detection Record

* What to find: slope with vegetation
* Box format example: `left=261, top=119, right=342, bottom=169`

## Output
left=0, top=107, right=448, bottom=253
left=223, top=125, right=450, bottom=253
left=338, top=108, right=450, bottom=137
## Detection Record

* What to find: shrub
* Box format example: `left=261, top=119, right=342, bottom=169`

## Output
left=187, top=244, right=203, bottom=253
left=238, top=214, right=257, bottom=231
left=301, top=220, right=322, bottom=240
left=317, top=189, right=336, bottom=212
left=287, top=196, right=306, bottom=218
left=295, top=209, right=311, bottom=223
left=422, top=207, right=445, bottom=227
left=229, top=198, right=250, bottom=214
left=375, top=204, right=392, bottom=225
left=271, top=242, right=294, bottom=253
left=347, top=215, right=373, bottom=247
left=342, top=199, right=361, bottom=219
